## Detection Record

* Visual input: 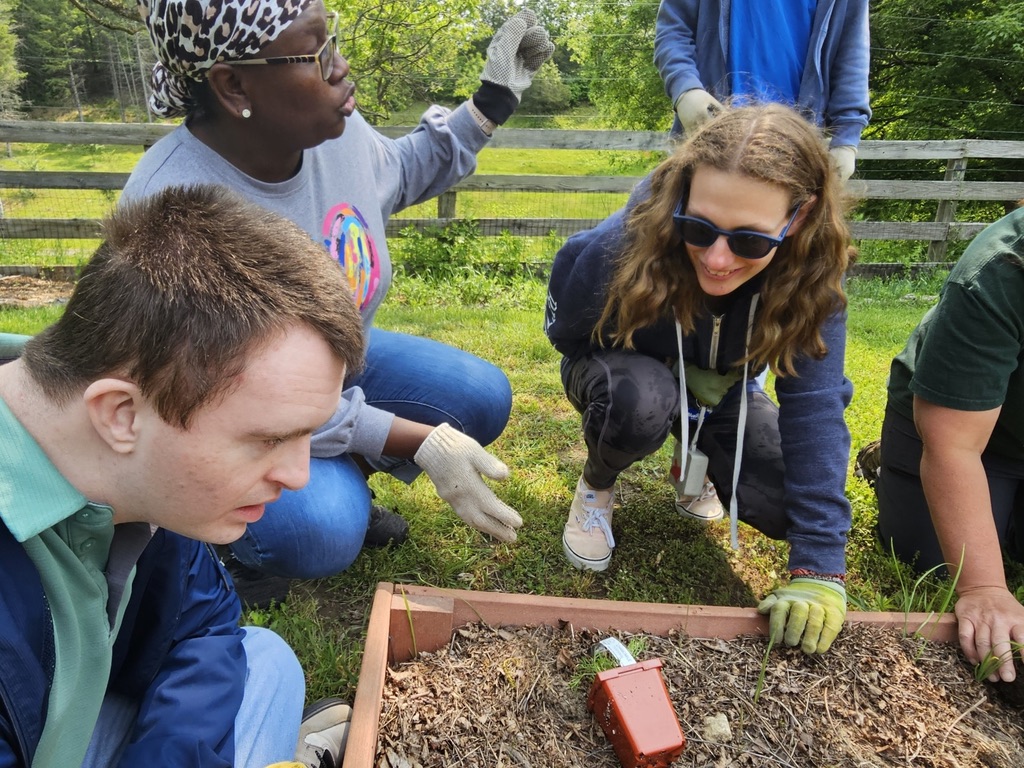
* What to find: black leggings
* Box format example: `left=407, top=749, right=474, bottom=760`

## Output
left=875, top=404, right=1024, bottom=574
left=561, top=349, right=788, bottom=540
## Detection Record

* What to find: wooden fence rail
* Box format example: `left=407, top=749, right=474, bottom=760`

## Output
left=3, top=120, right=1024, bottom=264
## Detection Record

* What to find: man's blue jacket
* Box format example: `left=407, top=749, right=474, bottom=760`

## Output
left=0, top=523, right=246, bottom=767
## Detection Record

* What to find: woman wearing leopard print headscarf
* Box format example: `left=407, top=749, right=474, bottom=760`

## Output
left=126, top=1, right=553, bottom=594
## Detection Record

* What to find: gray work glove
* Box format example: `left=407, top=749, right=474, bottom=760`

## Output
left=675, top=88, right=724, bottom=136
left=473, top=9, right=554, bottom=125
left=414, top=423, right=523, bottom=542
left=480, top=8, right=554, bottom=100
left=829, top=145, right=857, bottom=182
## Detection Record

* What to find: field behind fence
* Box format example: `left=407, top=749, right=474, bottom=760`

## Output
left=3, top=120, right=1024, bottom=276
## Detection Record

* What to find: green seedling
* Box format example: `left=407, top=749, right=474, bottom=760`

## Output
left=894, top=542, right=962, bottom=641
left=569, top=636, right=648, bottom=690
left=752, top=633, right=777, bottom=705
left=974, top=641, right=1024, bottom=683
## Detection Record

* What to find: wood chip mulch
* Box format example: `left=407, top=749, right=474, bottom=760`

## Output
left=0, top=275, right=74, bottom=307
left=377, top=621, right=1024, bottom=768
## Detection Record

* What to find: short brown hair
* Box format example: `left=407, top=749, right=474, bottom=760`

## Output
left=23, top=184, right=364, bottom=427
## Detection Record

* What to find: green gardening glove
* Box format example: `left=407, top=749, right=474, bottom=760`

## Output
left=757, top=578, right=847, bottom=654
left=682, top=361, right=741, bottom=407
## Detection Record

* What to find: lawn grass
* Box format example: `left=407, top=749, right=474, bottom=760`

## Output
left=5, top=272, right=1012, bottom=703
left=0, top=141, right=140, bottom=266
left=0, top=305, right=65, bottom=334
left=0, top=127, right=1009, bottom=702
left=286, top=272, right=1012, bottom=701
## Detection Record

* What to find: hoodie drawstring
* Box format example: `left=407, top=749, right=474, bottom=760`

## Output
left=675, top=294, right=759, bottom=549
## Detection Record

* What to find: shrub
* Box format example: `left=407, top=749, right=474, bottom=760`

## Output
left=392, top=220, right=531, bottom=283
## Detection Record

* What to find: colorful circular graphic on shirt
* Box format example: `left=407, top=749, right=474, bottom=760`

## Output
left=322, top=202, right=380, bottom=310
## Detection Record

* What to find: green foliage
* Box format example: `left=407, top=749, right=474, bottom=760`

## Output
left=868, top=0, right=1024, bottom=142
left=975, top=642, right=1024, bottom=682
left=0, top=304, right=63, bottom=333
left=0, top=236, right=95, bottom=267
left=245, top=594, right=367, bottom=702
left=561, top=0, right=671, bottom=130
left=892, top=545, right=961, bottom=640
left=64, top=0, right=138, bottom=31
left=0, top=0, right=23, bottom=116
left=450, top=4, right=572, bottom=113
left=752, top=634, right=777, bottom=704
left=331, top=0, right=482, bottom=121
left=388, top=220, right=558, bottom=308
left=8, top=274, right=1024, bottom=706
left=517, top=60, right=572, bottom=115
left=14, top=0, right=84, bottom=106
left=392, top=220, right=526, bottom=282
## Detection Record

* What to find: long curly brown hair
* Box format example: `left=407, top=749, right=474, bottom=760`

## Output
left=596, top=103, right=852, bottom=376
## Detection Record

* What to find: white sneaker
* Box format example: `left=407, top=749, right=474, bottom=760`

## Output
left=676, top=480, right=725, bottom=521
left=563, top=476, right=615, bottom=571
left=669, top=442, right=724, bottom=521
left=295, top=697, right=351, bottom=768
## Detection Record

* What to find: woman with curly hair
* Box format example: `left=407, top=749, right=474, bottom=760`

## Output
left=544, top=102, right=854, bottom=655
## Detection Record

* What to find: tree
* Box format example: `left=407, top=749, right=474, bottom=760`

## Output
left=560, top=0, right=671, bottom=130
left=557, top=0, right=1024, bottom=139
left=869, top=0, right=1024, bottom=141
left=449, top=0, right=574, bottom=118
left=14, top=0, right=86, bottom=108
left=0, top=0, right=25, bottom=117
left=333, top=0, right=482, bottom=121
left=66, top=0, right=139, bottom=34
left=72, top=0, right=486, bottom=122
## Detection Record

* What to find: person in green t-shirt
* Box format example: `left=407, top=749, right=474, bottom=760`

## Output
left=873, top=205, right=1024, bottom=684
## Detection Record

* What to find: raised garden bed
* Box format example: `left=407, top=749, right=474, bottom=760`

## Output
left=344, top=583, right=982, bottom=767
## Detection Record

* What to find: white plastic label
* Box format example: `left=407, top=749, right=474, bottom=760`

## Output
left=593, top=636, right=637, bottom=666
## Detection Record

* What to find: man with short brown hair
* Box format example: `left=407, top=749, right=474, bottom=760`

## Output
left=0, top=184, right=363, bottom=767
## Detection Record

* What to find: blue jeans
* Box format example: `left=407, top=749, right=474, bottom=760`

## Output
left=230, top=328, right=512, bottom=578
left=83, top=627, right=304, bottom=767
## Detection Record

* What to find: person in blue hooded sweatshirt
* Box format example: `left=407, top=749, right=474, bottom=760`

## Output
left=545, top=104, right=854, bottom=655
left=655, top=0, right=871, bottom=182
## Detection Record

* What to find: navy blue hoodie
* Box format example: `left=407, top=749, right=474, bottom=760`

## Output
left=544, top=185, right=853, bottom=575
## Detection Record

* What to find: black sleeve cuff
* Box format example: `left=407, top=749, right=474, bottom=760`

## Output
left=472, top=81, right=518, bottom=125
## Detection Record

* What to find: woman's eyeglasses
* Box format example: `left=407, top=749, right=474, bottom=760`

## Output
left=232, top=12, right=339, bottom=81
left=672, top=199, right=801, bottom=260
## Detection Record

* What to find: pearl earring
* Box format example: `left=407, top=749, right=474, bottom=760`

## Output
left=241, top=108, right=252, bottom=119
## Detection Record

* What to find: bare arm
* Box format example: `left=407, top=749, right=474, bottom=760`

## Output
left=380, top=417, right=435, bottom=459
left=914, top=396, right=1024, bottom=681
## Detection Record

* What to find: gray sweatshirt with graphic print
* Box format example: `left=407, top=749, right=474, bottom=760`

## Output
left=122, top=104, right=489, bottom=462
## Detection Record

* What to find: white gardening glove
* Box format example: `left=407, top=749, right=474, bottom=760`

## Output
left=675, top=88, right=724, bottom=136
left=829, top=145, right=857, bottom=182
left=414, top=423, right=523, bottom=542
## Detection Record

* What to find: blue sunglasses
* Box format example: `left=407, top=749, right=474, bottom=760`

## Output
left=673, top=199, right=802, bottom=260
